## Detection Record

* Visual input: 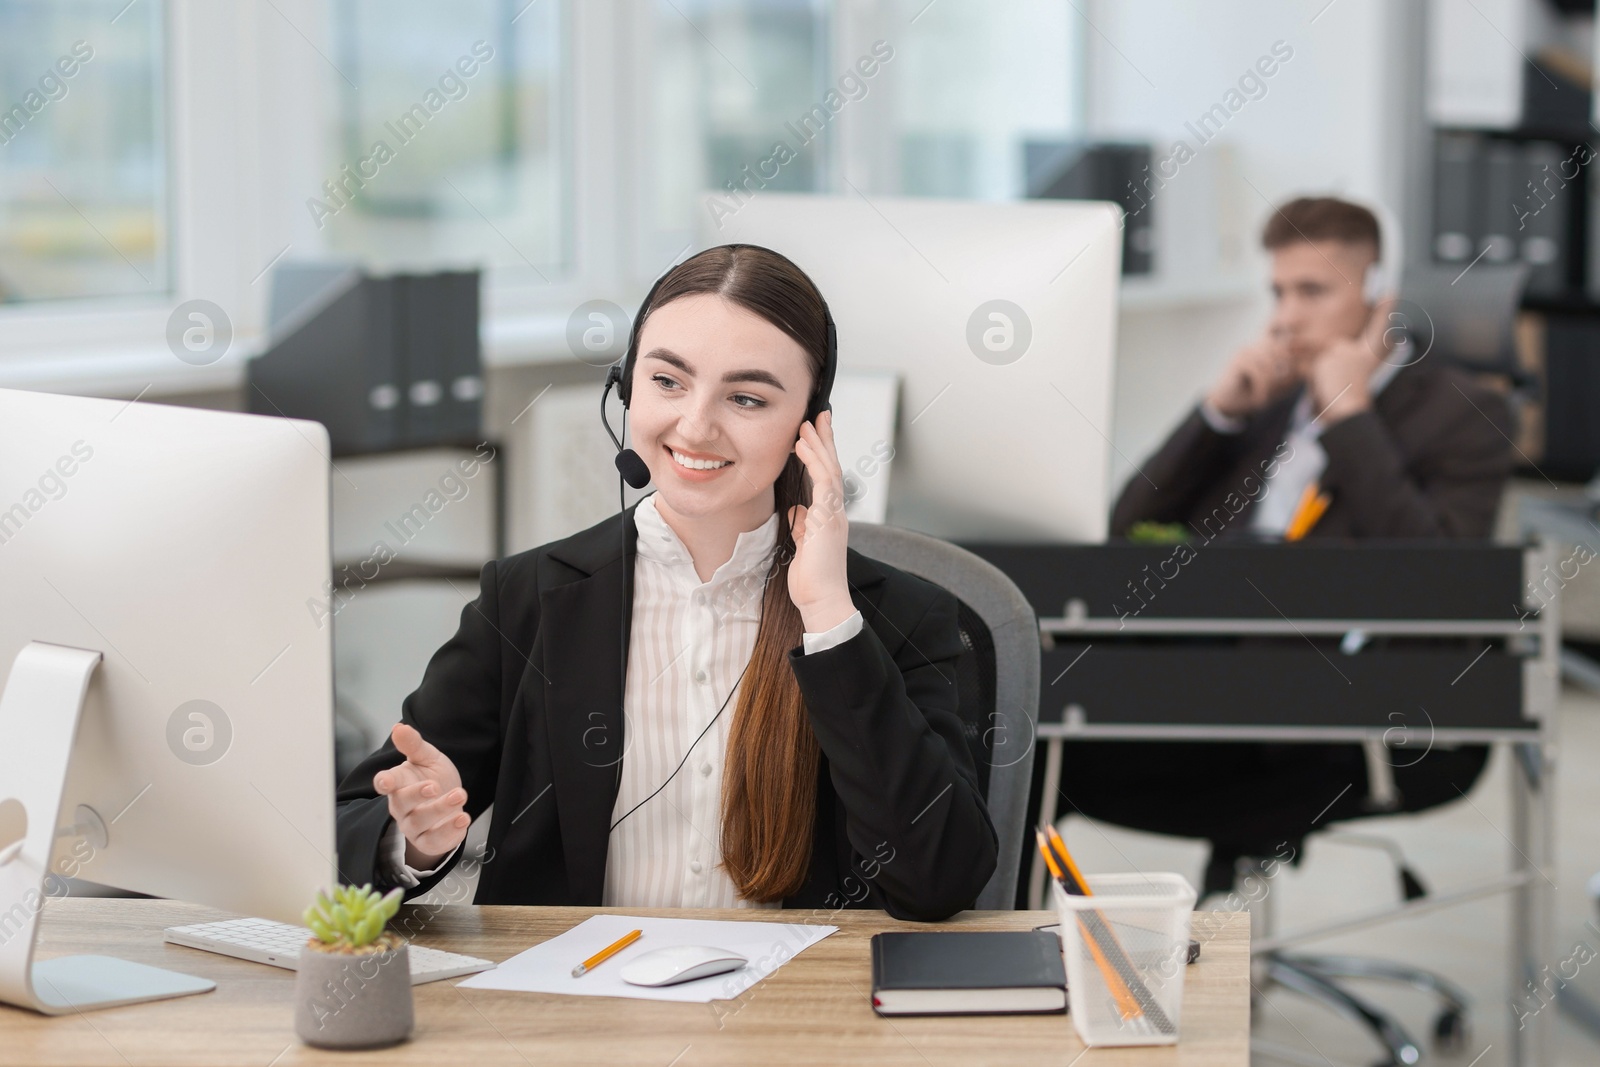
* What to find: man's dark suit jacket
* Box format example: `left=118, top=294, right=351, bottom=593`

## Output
left=334, top=501, right=999, bottom=922
left=1111, top=355, right=1513, bottom=539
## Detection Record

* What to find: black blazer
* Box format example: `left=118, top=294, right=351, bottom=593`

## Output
left=1110, top=356, right=1512, bottom=540
left=334, top=500, right=999, bottom=922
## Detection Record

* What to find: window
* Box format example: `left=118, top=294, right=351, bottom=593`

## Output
left=645, top=0, right=830, bottom=263
left=0, top=0, right=1085, bottom=383
left=0, top=0, right=168, bottom=304
left=638, top=0, right=1083, bottom=274
left=321, top=0, right=569, bottom=281
left=888, top=0, right=1082, bottom=200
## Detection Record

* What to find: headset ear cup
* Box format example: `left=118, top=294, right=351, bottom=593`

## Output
left=1362, top=198, right=1399, bottom=306
left=809, top=305, right=838, bottom=424
left=608, top=361, right=633, bottom=410
left=1362, top=262, right=1386, bottom=304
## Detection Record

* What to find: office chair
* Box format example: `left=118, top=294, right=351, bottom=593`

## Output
left=415, top=524, right=1042, bottom=913
left=848, top=522, right=1041, bottom=911
left=1397, top=262, right=1529, bottom=379
left=1247, top=820, right=1475, bottom=1067
left=1399, top=261, right=1537, bottom=447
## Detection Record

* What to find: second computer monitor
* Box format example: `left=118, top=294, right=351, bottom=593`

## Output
left=698, top=192, right=1122, bottom=543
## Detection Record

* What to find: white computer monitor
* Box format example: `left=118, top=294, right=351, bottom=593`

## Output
left=697, top=193, right=1122, bottom=542
left=0, top=387, right=336, bottom=1012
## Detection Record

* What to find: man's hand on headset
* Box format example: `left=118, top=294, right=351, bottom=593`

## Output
left=1205, top=328, right=1300, bottom=420
left=1307, top=296, right=1396, bottom=427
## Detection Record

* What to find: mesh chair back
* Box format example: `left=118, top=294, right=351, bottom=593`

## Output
left=847, top=522, right=1040, bottom=910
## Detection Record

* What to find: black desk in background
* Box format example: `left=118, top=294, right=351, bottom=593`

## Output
left=953, top=540, right=1560, bottom=1067
left=954, top=542, right=1545, bottom=740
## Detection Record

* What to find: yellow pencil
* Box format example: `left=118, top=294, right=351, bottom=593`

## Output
left=1037, top=830, right=1143, bottom=1020
left=572, top=928, right=642, bottom=977
left=1046, top=825, right=1092, bottom=896
left=1285, top=481, right=1331, bottom=542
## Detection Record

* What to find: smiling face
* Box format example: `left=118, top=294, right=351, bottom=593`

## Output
left=629, top=291, right=817, bottom=527
left=1267, top=239, right=1377, bottom=373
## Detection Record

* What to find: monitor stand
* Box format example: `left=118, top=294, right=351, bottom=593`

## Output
left=0, top=641, right=215, bottom=1014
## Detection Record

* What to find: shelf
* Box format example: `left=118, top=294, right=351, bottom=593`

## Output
left=1117, top=275, right=1259, bottom=312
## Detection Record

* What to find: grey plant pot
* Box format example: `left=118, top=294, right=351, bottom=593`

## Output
left=294, top=939, right=414, bottom=1050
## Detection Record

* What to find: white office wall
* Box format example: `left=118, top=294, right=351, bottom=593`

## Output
left=1110, top=297, right=1265, bottom=495
left=1081, top=0, right=1426, bottom=496
left=332, top=580, right=467, bottom=749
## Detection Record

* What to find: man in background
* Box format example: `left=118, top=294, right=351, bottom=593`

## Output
left=1060, top=197, right=1514, bottom=897
left=1112, top=195, right=1511, bottom=541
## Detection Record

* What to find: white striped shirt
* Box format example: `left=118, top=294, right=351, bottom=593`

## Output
left=382, top=490, right=864, bottom=906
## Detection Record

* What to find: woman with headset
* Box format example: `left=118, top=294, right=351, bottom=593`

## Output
left=334, top=244, right=998, bottom=921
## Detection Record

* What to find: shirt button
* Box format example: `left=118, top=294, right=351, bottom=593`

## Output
left=700, top=763, right=712, bottom=776
left=694, top=669, right=708, bottom=684
left=690, top=860, right=703, bottom=874
left=660, top=533, right=671, bottom=542
left=694, top=590, right=707, bottom=606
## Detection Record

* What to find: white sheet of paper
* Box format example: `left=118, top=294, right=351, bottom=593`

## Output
left=455, top=913, right=839, bottom=1003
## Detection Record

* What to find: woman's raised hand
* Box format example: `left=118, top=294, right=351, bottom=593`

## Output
left=788, top=408, right=855, bottom=632
left=373, top=722, right=470, bottom=870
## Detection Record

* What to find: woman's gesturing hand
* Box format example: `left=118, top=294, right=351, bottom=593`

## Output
left=374, top=722, right=470, bottom=870
left=787, top=408, right=855, bottom=633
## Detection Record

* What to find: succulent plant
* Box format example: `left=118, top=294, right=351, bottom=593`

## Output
left=303, top=883, right=404, bottom=950
left=1126, top=520, right=1191, bottom=545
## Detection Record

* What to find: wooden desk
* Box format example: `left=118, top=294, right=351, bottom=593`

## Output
left=3, top=899, right=1249, bottom=1066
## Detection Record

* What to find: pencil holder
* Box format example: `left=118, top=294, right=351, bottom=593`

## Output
left=1051, top=872, right=1196, bottom=1047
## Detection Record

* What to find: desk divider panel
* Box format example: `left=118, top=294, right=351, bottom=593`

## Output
left=955, top=542, right=1545, bottom=737
left=957, top=543, right=1532, bottom=622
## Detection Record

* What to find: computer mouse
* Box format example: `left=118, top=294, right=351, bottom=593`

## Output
left=618, top=945, right=748, bottom=987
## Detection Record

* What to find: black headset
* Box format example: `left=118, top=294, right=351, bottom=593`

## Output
left=597, top=245, right=839, bottom=835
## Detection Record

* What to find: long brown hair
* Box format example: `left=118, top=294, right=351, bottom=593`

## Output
left=627, top=245, right=829, bottom=902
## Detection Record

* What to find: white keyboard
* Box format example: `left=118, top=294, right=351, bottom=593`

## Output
left=163, top=917, right=495, bottom=985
